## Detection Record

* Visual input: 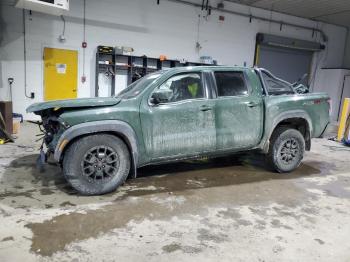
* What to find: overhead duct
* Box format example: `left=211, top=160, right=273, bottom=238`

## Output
left=15, top=0, right=69, bottom=16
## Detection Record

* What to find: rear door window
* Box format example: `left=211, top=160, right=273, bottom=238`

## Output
left=214, top=71, right=248, bottom=97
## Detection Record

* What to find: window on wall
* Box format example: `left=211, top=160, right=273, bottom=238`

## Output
left=214, top=71, right=248, bottom=97
left=155, top=73, right=205, bottom=103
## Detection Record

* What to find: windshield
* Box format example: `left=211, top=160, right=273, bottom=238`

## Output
left=116, top=71, right=163, bottom=99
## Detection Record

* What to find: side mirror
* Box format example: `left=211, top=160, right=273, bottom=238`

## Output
left=151, top=89, right=173, bottom=104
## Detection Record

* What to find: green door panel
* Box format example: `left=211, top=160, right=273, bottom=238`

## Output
left=214, top=96, right=263, bottom=149
left=212, top=70, right=264, bottom=150
left=140, top=99, right=216, bottom=159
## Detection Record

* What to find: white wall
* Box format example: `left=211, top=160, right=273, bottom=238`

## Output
left=0, top=0, right=348, bottom=119
left=313, top=69, right=350, bottom=121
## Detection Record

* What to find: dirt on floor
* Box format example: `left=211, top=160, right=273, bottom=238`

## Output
left=0, top=122, right=350, bottom=261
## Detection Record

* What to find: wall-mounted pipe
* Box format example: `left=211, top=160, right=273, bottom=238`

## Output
left=166, top=0, right=328, bottom=42
left=22, top=9, right=33, bottom=99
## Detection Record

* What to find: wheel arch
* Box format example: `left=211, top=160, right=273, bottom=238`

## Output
left=54, top=120, right=139, bottom=178
left=262, top=110, right=312, bottom=153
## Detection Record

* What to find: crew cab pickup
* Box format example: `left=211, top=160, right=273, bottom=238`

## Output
left=27, top=66, right=330, bottom=195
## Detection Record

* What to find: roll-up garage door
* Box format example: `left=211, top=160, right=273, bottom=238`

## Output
left=258, top=46, right=312, bottom=85
left=255, top=33, right=325, bottom=85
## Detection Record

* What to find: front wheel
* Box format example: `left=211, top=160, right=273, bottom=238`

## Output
left=267, top=127, right=305, bottom=173
left=63, top=134, right=130, bottom=195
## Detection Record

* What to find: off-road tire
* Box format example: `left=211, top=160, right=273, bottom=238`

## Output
left=63, top=134, right=130, bottom=195
left=267, top=127, right=305, bottom=173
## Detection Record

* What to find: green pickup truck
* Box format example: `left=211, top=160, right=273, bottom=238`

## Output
left=27, top=66, right=330, bottom=195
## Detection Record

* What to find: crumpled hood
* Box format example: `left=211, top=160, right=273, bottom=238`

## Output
left=26, top=97, right=121, bottom=113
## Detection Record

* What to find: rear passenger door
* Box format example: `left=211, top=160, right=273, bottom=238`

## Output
left=212, top=70, right=263, bottom=150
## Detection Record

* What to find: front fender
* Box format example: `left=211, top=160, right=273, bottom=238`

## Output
left=54, top=120, right=139, bottom=178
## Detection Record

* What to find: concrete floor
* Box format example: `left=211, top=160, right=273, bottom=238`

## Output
left=0, top=122, right=350, bottom=261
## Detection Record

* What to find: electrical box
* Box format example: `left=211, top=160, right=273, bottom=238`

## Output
left=15, top=0, right=69, bottom=16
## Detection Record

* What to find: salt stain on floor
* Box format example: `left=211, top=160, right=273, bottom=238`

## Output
left=0, top=127, right=350, bottom=261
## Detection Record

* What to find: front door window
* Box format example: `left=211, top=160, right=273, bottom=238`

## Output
left=154, top=73, right=205, bottom=103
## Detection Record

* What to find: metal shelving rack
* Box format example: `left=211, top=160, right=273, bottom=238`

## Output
left=95, top=48, right=115, bottom=97
left=95, top=46, right=212, bottom=97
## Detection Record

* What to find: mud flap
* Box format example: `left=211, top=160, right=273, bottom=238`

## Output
left=36, top=149, right=47, bottom=173
left=128, top=157, right=137, bottom=179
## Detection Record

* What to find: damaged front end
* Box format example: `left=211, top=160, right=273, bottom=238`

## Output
left=26, top=97, right=123, bottom=170
left=31, top=110, right=70, bottom=169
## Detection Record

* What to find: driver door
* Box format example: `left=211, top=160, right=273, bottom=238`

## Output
left=140, top=72, right=216, bottom=160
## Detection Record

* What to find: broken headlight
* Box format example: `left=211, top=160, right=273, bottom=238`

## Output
left=41, top=116, right=69, bottom=152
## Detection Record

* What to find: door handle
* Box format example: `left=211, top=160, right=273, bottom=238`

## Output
left=246, top=101, right=259, bottom=108
left=200, top=105, right=212, bottom=112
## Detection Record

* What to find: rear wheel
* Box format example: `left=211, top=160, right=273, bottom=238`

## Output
left=267, top=127, right=305, bottom=173
left=63, top=134, right=130, bottom=195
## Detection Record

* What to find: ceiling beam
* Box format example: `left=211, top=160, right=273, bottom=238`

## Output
left=168, top=0, right=328, bottom=41
left=222, top=0, right=350, bottom=28
left=311, top=9, right=350, bottom=19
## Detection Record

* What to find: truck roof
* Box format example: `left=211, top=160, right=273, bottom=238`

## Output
left=163, top=65, right=250, bottom=73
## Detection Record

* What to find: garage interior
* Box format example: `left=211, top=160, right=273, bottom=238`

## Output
left=1, top=0, right=350, bottom=261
